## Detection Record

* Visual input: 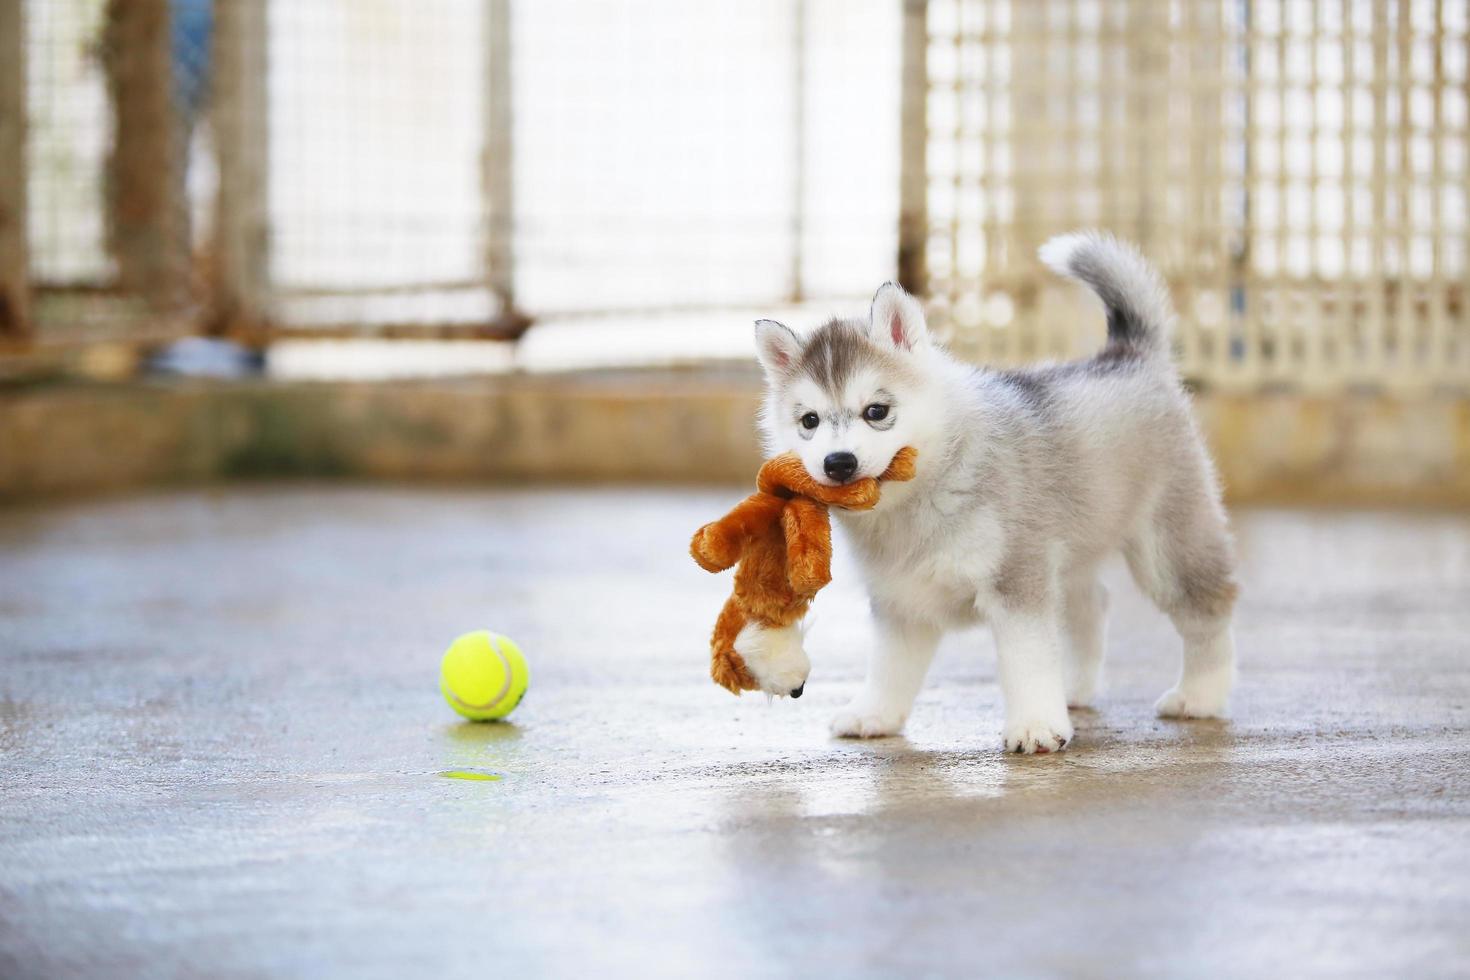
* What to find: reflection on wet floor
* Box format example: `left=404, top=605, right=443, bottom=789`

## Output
left=437, top=770, right=502, bottom=782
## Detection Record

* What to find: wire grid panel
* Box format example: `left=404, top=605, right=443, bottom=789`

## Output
left=265, top=0, right=901, bottom=327
left=268, top=0, right=490, bottom=329
left=513, top=0, right=899, bottom=315
left=26, top=1, right=107, bottom=285
left=924, top=0, right=1470, bottom=391
left=25, top=0, right=209, bottom=340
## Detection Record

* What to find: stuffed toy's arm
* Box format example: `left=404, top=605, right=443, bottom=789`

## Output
left=880, top=446, right=918, bottom=482
left=780, top=497, right=833, bottom=594
left=690, top=492, right=785, bottom=572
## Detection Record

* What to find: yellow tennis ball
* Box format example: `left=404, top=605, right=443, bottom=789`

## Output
left=440, top=630, right=530, bottom=721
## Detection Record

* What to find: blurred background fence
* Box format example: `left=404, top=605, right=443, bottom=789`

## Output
left=922, top=0, right=1470, bottom=392
left=3, top=0, right=1468, bottom=394
left=8, top=0, right=901, bottom=351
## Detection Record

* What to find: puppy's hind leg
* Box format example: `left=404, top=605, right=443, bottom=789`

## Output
left=1061, top=572, right=1108, bottom=709
left=830, top=610, right=941, bottom=738
left=1125, top=478, right=1239, bottom=719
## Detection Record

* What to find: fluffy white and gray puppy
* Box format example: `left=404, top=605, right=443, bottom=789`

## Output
left=752, top=231, right=1238, bottom=753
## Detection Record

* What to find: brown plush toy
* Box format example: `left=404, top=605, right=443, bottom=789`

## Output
left=690, top=447, right=917, bottom=696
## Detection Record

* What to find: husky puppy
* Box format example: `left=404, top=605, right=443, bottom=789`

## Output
left=751, top=232, right=1238, bottom=753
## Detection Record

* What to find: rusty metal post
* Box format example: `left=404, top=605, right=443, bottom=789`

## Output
left=212, top=0, right=270, bottom=337
left=788, top=0, right=807, bottom=304
left=897, top=0, right=928, bottom=296
left=102, top=0, right=184, bottom=309
left=483, top=0, right=529, bottom=338
left=0, top=0, right=28, bottom=340
left=1125, top=0, right=1168, bottom=254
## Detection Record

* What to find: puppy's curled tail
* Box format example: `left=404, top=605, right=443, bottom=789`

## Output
left=1038, top=231, right=1175, bottom=358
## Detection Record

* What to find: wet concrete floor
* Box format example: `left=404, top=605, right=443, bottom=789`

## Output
left=2, top=486, right=1468, bottom=977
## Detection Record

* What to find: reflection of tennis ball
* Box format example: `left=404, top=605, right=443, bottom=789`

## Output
left=440, top=631, right=530, bottom=721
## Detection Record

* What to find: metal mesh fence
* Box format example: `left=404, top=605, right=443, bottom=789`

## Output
left=5, top=0, right=1469, bottom=392
left=510, top=0, right=899, bottom=314
left=267, top=0, right=493, bottom=330
left=26, top=0, right=108, bottom=286
left=11, top=0, right=901, bottom=342
left=922, top=0, right=1470, bottom=390
left=21, top=0, right=207, bottom=343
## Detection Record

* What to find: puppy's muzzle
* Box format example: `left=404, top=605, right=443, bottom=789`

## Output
left=790, top=682, right=805, bottom=699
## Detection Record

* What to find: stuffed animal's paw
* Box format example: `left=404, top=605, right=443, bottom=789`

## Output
left=879, top=446, right=918, bottom=482
left=690, top=523, right=741, bottom=572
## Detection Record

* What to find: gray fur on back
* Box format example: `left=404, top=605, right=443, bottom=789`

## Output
left=826, top=240, right=1233, bottom=624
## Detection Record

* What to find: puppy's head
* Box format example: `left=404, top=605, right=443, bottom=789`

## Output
left=755, top=283, right=938, bottom=491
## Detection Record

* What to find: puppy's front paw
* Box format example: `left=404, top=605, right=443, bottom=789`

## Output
left=829, top=699, right=906, bottom=739
left=1154, top=685, right=1229, bottom=719
left=1002, top=714, right=1073, bottom=754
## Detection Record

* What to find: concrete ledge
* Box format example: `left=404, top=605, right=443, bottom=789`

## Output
left=1197, top=391, right=1470, bottom=507
left=3, top=370, right=1468, bottom=505
left=0, top=370, right=768, bottom=500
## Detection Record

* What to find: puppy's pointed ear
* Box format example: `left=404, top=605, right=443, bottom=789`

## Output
left=754, top=319, right=801, bottom=377
left=869, top=282, right=928, bottom=351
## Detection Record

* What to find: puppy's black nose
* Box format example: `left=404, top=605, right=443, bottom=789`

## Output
left=823, top=452, right=858, bottom=482
left=790, top=683, right=805, bottom=699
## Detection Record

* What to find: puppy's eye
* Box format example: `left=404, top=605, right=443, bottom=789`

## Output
left=800, top=412, right=820, bottom=430
left=863, top=404, right=890, bottom=422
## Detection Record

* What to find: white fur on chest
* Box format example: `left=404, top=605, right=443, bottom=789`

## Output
left=837, top=499, right=1003, bottom=628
